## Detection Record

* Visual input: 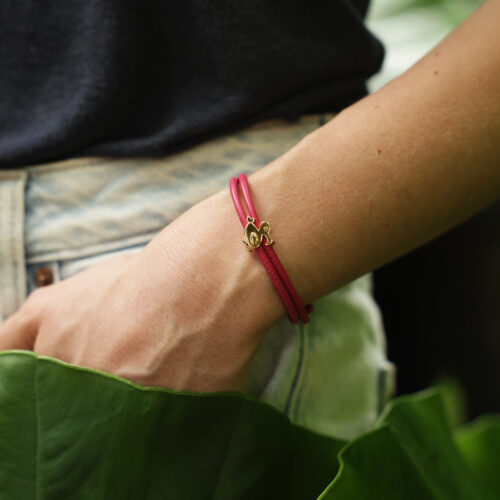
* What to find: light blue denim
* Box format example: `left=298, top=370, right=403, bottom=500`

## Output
left=0, top=112, right=395, bottom=440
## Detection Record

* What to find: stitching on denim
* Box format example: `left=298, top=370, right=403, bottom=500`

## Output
left=284, top=322, right=306, bottom=416
left=3, top=175, right=24, bottom=315
left=24, top=157, right=112, bottom=175
left=0, top=182, right=9, bottom=316
left=8, top=181, right=16, bottom=312
left=26, top=231, right=158, bottom=264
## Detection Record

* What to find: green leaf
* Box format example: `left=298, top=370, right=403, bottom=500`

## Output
left=1, top=351, right=499, bottom=500
left=320, top=390, right=479, bottom=499
left=456, top=416, right=500, bottom=497
left=0, top=351, right=343, bottom=499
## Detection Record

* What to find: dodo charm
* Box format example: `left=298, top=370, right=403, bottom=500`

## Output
left=242, top=215, right=274, bottom=251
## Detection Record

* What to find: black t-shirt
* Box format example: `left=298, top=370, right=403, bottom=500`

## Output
left=0, top=0, right=384, bottom=168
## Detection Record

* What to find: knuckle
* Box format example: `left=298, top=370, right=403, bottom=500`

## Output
left=0, top=310, right=30, bottom=333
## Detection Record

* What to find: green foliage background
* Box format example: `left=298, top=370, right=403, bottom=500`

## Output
left=1, top=351, right=499, bottom=499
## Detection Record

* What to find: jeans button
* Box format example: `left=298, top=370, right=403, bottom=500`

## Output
left=34, top=267, right=54, bottom=287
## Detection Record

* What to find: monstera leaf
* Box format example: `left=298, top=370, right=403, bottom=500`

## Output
left=320, top=392, right=498, bottom=499
left=0, top=351, right=499, bottom=499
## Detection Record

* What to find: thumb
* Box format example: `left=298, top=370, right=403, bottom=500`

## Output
left=0, top=309, right=37, bottom=351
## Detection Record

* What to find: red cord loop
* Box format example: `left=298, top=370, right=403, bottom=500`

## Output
left=229, top=174, right=313, bottom=324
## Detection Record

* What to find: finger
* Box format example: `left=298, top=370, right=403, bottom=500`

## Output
left=0, top=310, right=38, bottom=351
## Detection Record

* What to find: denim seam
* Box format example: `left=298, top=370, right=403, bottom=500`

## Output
left=25, top=232, right=158, bottom=264
left=16, top=173, right=27, bottom=307
left=9, top=181, right=16, bottom=311
left=0, top=173, right=26, bottom=317
left=23, top=158, right=114, bottom=175
left=284, top=322, right=307, bottom=418
left=0, top=182, right=10, bottom=317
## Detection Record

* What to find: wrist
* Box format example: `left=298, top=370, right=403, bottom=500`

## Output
left=205, top=187, right=287, bottom=331
left=151, top=187, right=285, bottom=341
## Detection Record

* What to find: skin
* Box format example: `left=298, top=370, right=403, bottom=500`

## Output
left=0, top=0, right=499, bottom=393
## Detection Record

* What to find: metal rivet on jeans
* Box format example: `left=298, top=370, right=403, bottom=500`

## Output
left=34, top=267, right=54, bottom=287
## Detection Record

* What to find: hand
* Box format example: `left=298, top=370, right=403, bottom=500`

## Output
left=0, top=189, right=283, bottom=393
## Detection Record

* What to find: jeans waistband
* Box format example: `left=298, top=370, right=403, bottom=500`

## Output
left=0, top=112, right=335, bottom=265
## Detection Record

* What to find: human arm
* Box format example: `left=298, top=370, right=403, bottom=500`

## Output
left=0, top=0, right=498, bottom=393
left=229, top=0, right=500, bottom=309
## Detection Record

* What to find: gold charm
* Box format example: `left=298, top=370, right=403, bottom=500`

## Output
left=242, top=216, right=274, bottom=251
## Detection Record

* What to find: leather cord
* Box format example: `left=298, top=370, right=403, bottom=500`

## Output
left=229, top=173, right=313, bottom=324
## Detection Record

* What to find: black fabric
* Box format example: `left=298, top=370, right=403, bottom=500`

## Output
left=0, top=0, right=384, bottom=168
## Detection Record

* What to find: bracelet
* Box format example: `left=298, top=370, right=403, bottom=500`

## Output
left=229, top=173, right=313, bottom=324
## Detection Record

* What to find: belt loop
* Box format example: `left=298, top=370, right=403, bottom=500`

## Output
left=0, top=171, right=28, bottom=320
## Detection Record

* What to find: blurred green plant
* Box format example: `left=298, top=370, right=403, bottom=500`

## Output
left=432, top=374, right=468, bottom=428
left=1, top=351, right=499, bottom=499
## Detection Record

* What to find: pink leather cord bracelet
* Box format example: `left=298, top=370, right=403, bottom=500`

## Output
left=229, top=173, right=313, bottom=324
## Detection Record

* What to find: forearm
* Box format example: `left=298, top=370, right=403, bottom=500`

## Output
left=243, top=0, right=500, bottom=309
left=162, top=1, right=500, bottom=333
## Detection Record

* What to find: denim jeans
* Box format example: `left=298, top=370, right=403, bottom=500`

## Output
left=0, top=112, right=395, bottom=440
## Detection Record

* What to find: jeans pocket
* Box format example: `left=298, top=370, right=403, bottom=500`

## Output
left=246, top=317, right=304, bottom=417
left=25, top=241, right=150, bottom=297
left=57, top=242, right=149, bottom=281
